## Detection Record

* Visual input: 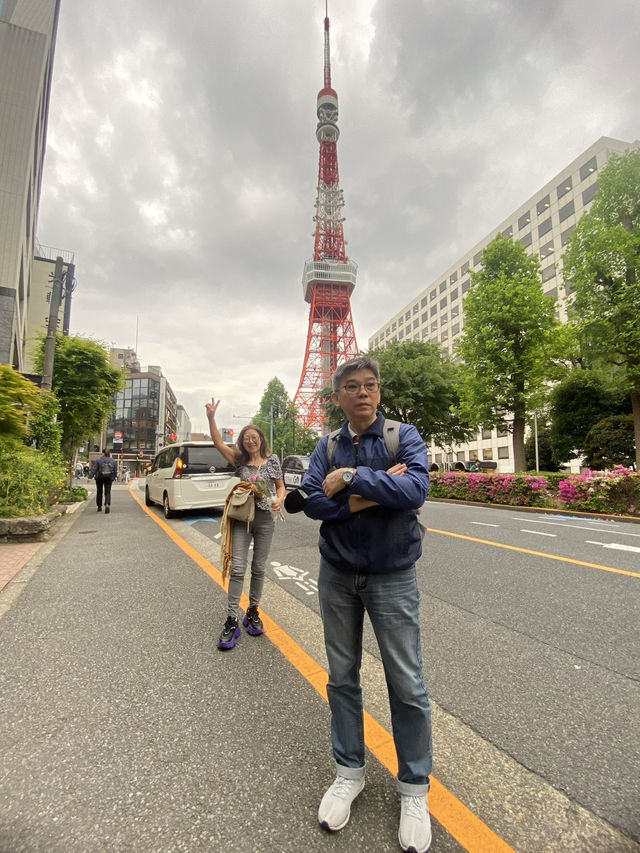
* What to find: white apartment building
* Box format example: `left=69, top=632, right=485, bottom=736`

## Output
left=0, top=0, right=60, bottom=369
left=368, top=136, right=639, bottom=472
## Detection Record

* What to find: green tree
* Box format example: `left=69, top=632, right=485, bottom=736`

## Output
left=563, top=148, right=640, bottom=467
left=254, top=378, right=317, bottom=458
left=369, top=340, right=474, bottom=446
left=0, top=366, right=44, bottom=443
left=582, top=415, right=636, bottom=470
left=33, top=334, right=124, bottom=478
left=319, top=385, right=345, bottom=432
left=548, top=369, right=629, bottom=464
left=457, top=234, right=559, bottom=471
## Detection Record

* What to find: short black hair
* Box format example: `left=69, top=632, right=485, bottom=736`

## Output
left=332, top=356, right=380, bottom=391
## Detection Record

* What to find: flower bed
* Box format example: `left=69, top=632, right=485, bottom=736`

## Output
left=557, top=467, right=639, bottom=515
left=428, top=472, right=553, bottom=507
left=428, top=467, right=640, bottom=516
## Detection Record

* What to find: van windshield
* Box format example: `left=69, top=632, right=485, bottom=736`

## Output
left=183, top=446, right=235, bottom=474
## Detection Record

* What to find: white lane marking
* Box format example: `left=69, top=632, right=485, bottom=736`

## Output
left=471, top=522, right=500, bottom=527
left=520, top=529, right=557, bottom=537
left=585, top=540, right=640, bottom=554
left=511, top=517, right=640, bottom=538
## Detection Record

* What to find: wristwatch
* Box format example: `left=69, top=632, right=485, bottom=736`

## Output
left=342, top=468, right=356, bottom=486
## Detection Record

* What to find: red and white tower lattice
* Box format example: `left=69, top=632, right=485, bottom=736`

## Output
left=293, top=8, right=359, bottom=432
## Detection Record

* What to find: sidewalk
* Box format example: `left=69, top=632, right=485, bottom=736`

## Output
left=0, top=486, right=430, bottom=853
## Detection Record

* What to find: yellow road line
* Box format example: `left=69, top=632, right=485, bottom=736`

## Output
left=428, top=528, right=640, bottom=579
left=128, top=485, right=516, bottom=853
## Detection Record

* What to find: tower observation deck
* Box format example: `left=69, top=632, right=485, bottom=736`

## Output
left=293, top=8, right=359, bottom=432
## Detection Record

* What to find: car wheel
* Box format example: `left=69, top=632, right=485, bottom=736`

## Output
left=145, top=486, right=153, bottom=507
left=163, top=493, right=176, bottom=518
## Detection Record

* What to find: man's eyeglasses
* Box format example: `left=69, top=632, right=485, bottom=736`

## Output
left=340, top=380, right=380, bottom=395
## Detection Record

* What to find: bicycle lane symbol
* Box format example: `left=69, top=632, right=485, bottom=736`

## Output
left=270, top=562, right=318, bottom=595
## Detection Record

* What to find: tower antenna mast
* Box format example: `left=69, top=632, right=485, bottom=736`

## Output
left=293, top=4, right=359, bottom=431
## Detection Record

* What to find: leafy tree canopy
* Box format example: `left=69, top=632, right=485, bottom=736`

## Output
left=254, top=378, right=317, bottom=458
left=563, top=148, right=640, bottom=465
left=33, top=334, right=124, bottom=461
left=0, top=366, right=44, bottom=444
left=456, top=234, right=559, bottom=470
left=368, top=340, right=474, bottom=446
left=583, top=414, right=636, bottom=470
left=549, top=369, right=629, bottom=464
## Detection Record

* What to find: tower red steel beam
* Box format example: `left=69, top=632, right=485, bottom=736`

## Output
left=293, top=8, right=359, bottom=432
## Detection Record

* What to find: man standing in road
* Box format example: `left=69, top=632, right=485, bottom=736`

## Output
left=302, top=356, right=432, bottom=853
left=89, top=448, right=117, bottom=514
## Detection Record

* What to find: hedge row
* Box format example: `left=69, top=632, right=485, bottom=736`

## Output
left=428, top=467, right=639, bottom=516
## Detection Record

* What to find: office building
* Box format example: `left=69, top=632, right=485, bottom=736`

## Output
left=0, top=0, right=61, bottom=368
left=368, top=136, right=639, bottom=471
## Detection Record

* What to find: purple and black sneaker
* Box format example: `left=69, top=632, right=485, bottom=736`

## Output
left=217, top=616, right=241, bottom=650
left=243, top=605, right=264, bottom=636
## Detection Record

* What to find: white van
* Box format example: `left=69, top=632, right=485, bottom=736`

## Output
left=145, top=441, right=239, bottom=518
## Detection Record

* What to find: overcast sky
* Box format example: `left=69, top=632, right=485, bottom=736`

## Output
left=37, top=0, right=639, bottom=435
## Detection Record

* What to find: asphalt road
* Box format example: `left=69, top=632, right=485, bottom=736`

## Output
left=1, top=484, right=638, bottom=853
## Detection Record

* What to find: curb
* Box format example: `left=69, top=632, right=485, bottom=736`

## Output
left=0, top=504, right=74, bottom=543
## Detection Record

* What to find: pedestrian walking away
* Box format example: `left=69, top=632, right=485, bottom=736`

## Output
left=205, top=397, right=285, bottom=650
left=302, top=356, right=433, bottom=853
left=89, top=448, right=118, bottom=514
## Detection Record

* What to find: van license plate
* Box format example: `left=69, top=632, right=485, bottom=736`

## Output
left=206, top=481, right=221, bottom=488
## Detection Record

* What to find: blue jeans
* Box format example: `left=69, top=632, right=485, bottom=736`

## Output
left=318, top=557, right=432, bottom=795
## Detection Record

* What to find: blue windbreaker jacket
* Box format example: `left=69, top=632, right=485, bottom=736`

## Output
left=303, top=413, right=429, bottom=574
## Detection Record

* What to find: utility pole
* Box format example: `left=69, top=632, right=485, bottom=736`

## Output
left=41, top=256, right=64, bottom=391
left=62, top=262, right=75, bottom=335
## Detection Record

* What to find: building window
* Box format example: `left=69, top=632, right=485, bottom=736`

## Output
left=580, top=156, right=597, bottom=181
left=398, top=329, right=404, bottom=339
left=440, top=297, right=447, bottom=309
left=518, top=211, right=531, bottom=230
left=497, top=446, right=509, bottom=459
left=405, top=311, right=411, bottom=321
left=536, top=195, right=551, bottom=216
left=561, top=224, right=576, bottom=246
left=450, top=271, right=458, bottom=284
left=441, top=329, right=449, bottom=341
left=430, top=289, right=437, bottom=301
left=385, top=328, right=390, bottom=336
left=421, top=296, right=428, bottom=307
left=559, top=199, right=575, bottom=222
left=462, top=279, right=470, bottom=294
left=421, top=311, right=428, bottom=323
left=461, top=261, right=470, bottom=275
left=520, top=232, right=532, bottom=248
left=456, top=451, right=466, bottom=462
left=398, top=316, right=403, bottom=325
left=440, top=315, right=448, bottom=326
left=497, top=428, right=508, bottom=438
left=430, top=305, right=437, bottom=317
left=538, top=217, right=552, bottom=239
left=502, top=225, right=513, bottom=238
left=556, top=176, right=573, bottom=199
left=540, top=240, right=554, bottom=260
left=413, top=304, right=419, bottom=314
left=483, top=448, right=494, bottom=460
left=481, top=428, right=492, bottom=440
left=473, top=250, right=483, bottom=266
left=439, top=280, right=447, bottom=292
left=541, top=264, right=556, bottom=283
left=545, top=286, right=558, bottom=300
left=422, top=328, right=429, bottom=339
left=451, top=304, right=459, bottom=318
left=435, top=453, right=443, bottom=464
left=452, top=322, right=460, bottom=336
left=413, top=319, right=419, bottom=329
left=450, top=287, right=459, bottom=301
left=392, top=322, right=397, bottom=330
left=431, top=321, right=438, bottom=332
left=582, top=183, right=598, bottom=206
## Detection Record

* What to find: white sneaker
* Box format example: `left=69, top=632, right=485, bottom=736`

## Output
left=398, top=794, right=432, bottom=852
left=318, top=775, right=365, bottom=831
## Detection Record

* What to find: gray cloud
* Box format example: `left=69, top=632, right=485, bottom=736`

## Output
left=37, top=0, right=640, bottom=433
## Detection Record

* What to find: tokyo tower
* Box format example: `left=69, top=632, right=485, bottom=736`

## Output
left=293, top=5, right=359, bottom=432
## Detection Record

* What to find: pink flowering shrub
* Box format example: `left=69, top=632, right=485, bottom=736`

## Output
left=428, top=472, right=553, bottom=507
left=557, top=467, right=639, bottom=515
